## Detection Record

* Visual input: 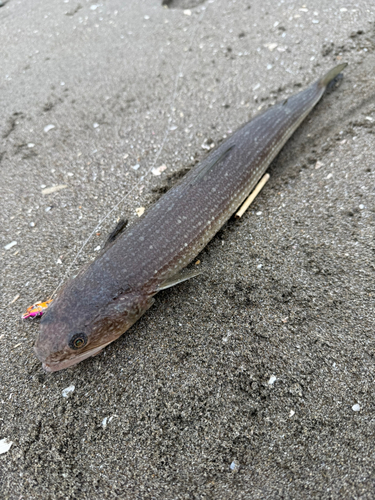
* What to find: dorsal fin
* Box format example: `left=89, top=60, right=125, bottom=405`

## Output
left=104, top=219, right=128, bottom=248
left=187, top=144, right=235, bottom=188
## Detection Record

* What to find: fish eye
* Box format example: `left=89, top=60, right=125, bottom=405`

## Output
left=69, top=332, right=87, bottom=350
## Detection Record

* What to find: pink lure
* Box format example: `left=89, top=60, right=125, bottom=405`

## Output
left=22, top=300, right=53, bottom=320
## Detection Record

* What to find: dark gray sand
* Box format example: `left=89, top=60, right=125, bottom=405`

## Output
left=1, top=0, right=374, bottom=498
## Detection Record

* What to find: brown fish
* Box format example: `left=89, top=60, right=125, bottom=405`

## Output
left=35, top=63, right=347, bottom=371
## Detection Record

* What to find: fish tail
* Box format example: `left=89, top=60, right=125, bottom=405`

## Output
left=318, top=63, right=348, bottom=88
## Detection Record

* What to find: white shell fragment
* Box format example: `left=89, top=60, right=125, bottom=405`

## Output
left=131, top=164, right=140, bottom=171
left=0, top=438, right=13, bottom=455
left=352, top=404, right=360, bottom=412
left=4, top=241, right=17, bottom=250
left=42, top=185, right=68, bottom=195
left=136, top=207, right=145, bottom=217
left=43, top=124, right=55, bottom=133
left=152, top=165, right=167, bottom=176
left=62, top=385, right=75, bottom=398
left=102, top=416, right=115, bottom=429
left=268, top=375, right=277, bottom=385
left=264, top=43, right=278, bottom=51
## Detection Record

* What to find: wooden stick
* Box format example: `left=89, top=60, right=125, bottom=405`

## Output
left=235, top=173, right=270, bottom=218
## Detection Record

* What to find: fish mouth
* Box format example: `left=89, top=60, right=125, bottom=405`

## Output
left=38, top=343, right=112, bottom=372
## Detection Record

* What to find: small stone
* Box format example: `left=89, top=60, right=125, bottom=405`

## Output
left=94, top=246, right=101, bottom=251
left=27, top=143, right=35, bottom=148
left=144, top=15, right=150, bottom=20
left=29, top=222, right=35, bottom=227
left=326, top=173, right=333, bottom=179
left=90, top=4, right=98, bottom=10
left=131, top=164, right=140, bottom=170
left=62, top=385, right=75, bottom=398
left=183, top=9, right=191, bottom=16
left=352, top=404, right=360, bottom=411
left=4, top=241, right=17, bottom=250
left=136, top=207, right=145, bottom=217
left=93, top=122, right=99, bottom=128
left=359, top=204, right=365, bottom=209
left=43, top=124, right=55, bottom=133
left=257, top=264, right=262, bottom=269
left=340, top=7, right=347, bottom=12
left=289, top=410, right=295, bottom=417
left=256, top=211, right=262, bottom=215
left=267, top=64, right=273, bottom=70
left=315, top=161, right=324, bottom=169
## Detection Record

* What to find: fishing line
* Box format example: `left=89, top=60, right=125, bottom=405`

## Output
left=49, top=7, right=207, bottom=301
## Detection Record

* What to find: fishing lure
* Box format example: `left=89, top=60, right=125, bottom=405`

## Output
left=22, top=300, right=53, bottom=320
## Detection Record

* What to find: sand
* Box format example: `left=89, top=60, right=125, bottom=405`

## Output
left=1, top=0, right=374, bottom=498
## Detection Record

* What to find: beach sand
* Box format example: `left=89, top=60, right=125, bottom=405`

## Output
left=1, top=0, right=374, bottom=498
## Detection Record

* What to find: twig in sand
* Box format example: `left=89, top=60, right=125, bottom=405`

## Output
left=235, top=173, right=270, bottom=218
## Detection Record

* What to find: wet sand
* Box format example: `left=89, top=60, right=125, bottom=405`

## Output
left=1, top=0, right=374, bottom=498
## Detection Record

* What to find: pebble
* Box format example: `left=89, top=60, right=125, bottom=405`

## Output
left=268, top=375, right=277, bottom=385
left=289, top=410, right=295, bottom=417
left=183, top=9, right=191, bottom=16
left=131, top=164, right=140, bottom=170
left=90, top=4, right=98, bottom=10
left=62, top=385, right=75, bottom=398
left=136, top=207, right=145, bottom=217
left=359, top=204, right=364, bottom=209
left=256, top=211, right=262, bottom=215
left=27, top=143, right=35, bottom=148
left=230, top=461, right=237, bottom=470
left=4, top=241, right=17, bottom=250
left=257, top=264, right=262, bottom=269
left=0, top=438, right=13, bottom=455
left=93, top=122, right=99, bottom=128
left=326, top=173, right=333, bottom=179
left=94, top=246, right=101, bottom=251
left=352, top=404, right=360, bottom=412
left=43, top=124, right=55, bottom=133
left=315, top=161, right=324, bottom=169
left=29, top=222, right=35, bottom=227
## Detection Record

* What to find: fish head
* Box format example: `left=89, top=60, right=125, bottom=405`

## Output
left=34, top=287, right=154, bottom=372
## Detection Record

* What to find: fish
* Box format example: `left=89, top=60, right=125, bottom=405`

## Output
left=34, top=63, right=347, bottom=372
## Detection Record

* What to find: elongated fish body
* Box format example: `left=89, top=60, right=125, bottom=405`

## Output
left=35, top=64, right=347, bottom=371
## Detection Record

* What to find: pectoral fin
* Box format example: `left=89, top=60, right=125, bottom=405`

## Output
left=157, top=269, right=202, bottom=291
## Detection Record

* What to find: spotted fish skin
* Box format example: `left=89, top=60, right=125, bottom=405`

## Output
left=35, top=64, right=346, bottom=372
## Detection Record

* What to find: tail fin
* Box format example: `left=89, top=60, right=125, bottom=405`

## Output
left=318, top=63, right=347, bottom=88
